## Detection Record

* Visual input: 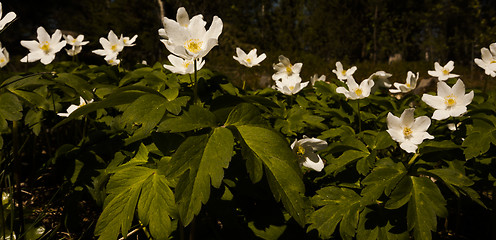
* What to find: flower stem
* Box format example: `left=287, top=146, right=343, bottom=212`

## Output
left=357, top=99, right=361, bottom=132
left=193, top=59, right=199, bottom=105
left=407, top=152, right=420, bottom=167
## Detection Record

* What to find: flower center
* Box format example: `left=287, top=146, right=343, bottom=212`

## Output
left=354, top=88, right=363, bottom=96
left=442, top=69, right=449, bottom=75
left=491, top=60, right=496, bottom=64
left=286, top=64, right=293, bottom=74
left=41, top=42, right=50, bottom=53
left=246, top=58, right=252, bottom=63
left=0, top=58, right=5, bottom=63
left=183, top=61, right=192, bottom=69
left=406, top=83, right=411, bottom=88
left=444, top=94, right=457, bottom=107
left=289, top=86, right=295, bottom=91
left=111, top=44, right=118, bottom=52
left=341, top=70, right=347, bottom=76
left=403, top=127, right=413, bottom=137
left=185, top=39, right=203, bottom=54
left=296, top=145, right=305, bottom=157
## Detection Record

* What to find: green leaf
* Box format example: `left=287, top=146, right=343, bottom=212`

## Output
left=122, top=94, right=168, bottom=144
left=95, top=166, right=150, bottom=240
left=248, top=222, right=286, bottom=240
left=421, top=140, right=460, bottom=154
left=225, top=103, right=266, bottom=126
left=236, top=125, right=307, bottom=226
left=167, top=127, right=234, bottom=225
left=463, top=131, right=493, bottom=159
left=308, top=187, right=362, bottom=239
left=325, top=150, right=369, bottom=175
left=428, top=168, right=473, bottom=188
left=137, top=170, right=177, bottom=239
left=356, top=207, right=409, bottom=240
left=0, top=93, right=22, bottom=121
left=55, top=73, right=94, bottom=100
left=158, top=105, right=217, bottom=133
left=407, top=176, right=447, bottom=240
left=361, top=161, right=407, bottom=206
left=164, top=96, right=190, bottom=115
left=9, top=89, right=50, bottom=110
left=53, top=90, right=147, bottom=129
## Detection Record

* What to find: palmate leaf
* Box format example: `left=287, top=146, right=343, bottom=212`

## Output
left=0, top=92, right=23, bottom=121
left=385, top=176, right=448, bottom=240
left=308, top=186, right=362, bottom=239
left=166, top=127, right=234, bottom=226
left=236, top=124, right=307, bottom=226
left=95, top=166, right=176, bottom=240
left=361, top=161, right=407, bottom=206
left=121, top=93, right=168, bottom=144
left=157, top=105, right=217, bottom=133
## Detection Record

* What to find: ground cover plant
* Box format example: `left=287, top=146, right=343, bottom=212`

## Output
left=0, top=3, right=495, bottom=240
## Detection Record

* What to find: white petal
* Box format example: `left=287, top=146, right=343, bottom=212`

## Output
left=399, top=141, right=418, bottom=153
left=301, top=153, right=325, bottom=172
left=399, top=108, right=415, bottom=127
left=436, top=81, right=452, bottom=98
left=432, top=110, right=451, bottom=120
left=422, top=94, right=446, bottom=110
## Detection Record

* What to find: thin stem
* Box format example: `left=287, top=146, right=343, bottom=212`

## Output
left=357, top=99, right=361, bottom=132
left=407, top=152, right=420, bottom=167
left=193, top=59, right=198, bottom=105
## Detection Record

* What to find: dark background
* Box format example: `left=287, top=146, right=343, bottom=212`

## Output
left=1, top=0, right=496, bottom=88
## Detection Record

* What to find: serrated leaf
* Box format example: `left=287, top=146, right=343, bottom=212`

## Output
left=225, top=103, right=266, bottom=126
left=462, top=131, right=492, bottom=159
left=55, top=73, right=94, bottom=100
left=167, top=127, right=234, bottom=225
left=236, top=125, right=307, bottom=226
left=122, top=94, right=168, bottom=144
left=356, top=207, right=409, bottom=240
left=95, top=166, right=155, bottom=240
left=158, top=105, right=217, bottom=133
left=0, top=93, right=22, bottom=121
left=407, top=176, right=447, bottom=240
left=361, top=162, right=407, bottom=206
left=385, top=176, right=412, bottom=210
left=138, top=170, right=176, bottom=239
left=164, top=96, right=190, bottom=115
left=428, top=168, right=473, bottom=187
left=308, top=187, right=362, bottom=239
left=325, top=150, right=369, bottom=175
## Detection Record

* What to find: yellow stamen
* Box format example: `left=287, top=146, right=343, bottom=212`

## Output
left=403, top=127, right=413, bottom=137
left=40, top=42, right=50, bottom=53
left=354, top=88, right=363, bottom=96
left=491, top=60, right=496, bottom=64
left=246, top=58, right=252, bottom=63
left=406, top=83, right=411, bottom=88
left=442, top=69, right=449, bottom=75
left=444, top=94, right=456, bottom=107
left=341, top=70, right=347, bottom=76
left=185, top=39, right=203, bottom=54
left=289, top=86, right=295, bottom=91
left=296, top=146, right=305, bottom=156
left=0, top=58, right=5, bottom=63
left=286, top=64, right=293, bottom=74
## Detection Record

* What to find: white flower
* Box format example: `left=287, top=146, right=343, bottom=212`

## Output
left=120, top=34, right=138, bottom=47
left=159, top=7, right=222, bottom=60
left=389, top=71, right=419, bottom=93
left=291, top=136, right=328, bottom=172
left=163, top=54, right=205, bottom=75
left=427, top=61, right=459, bottom=81
left=421, top=79, right=474, bottom=120
left=58, top=97, right=93, bottom=117
left=65, top=46, right=82, bottom=56
left=387, top=108, right=434, bottom=153
left=336, top=76, right=374, bottom=100
left=92, top=30, right=124, bottom=59
left=474, top=45, right=496, bottom=77
left=272, top=55, right=302, bottom=81
left=310, top=74, right=326, bottom=86
left=105, top=55, right=121, bottom=66
left=0, top=2, right=16, bottom=31
left=63, top=34, right=89, bottom=47
left=274, top=74, right=308, bottom=95
left=0, top=42, right=9, bottom=68
left=368, top=70, right=392, bottom=93
left=20, top=27, right=67, bottom=65
left=332, top=61, right=357, bottom=82
left=233, top=47, right=266, bottom=67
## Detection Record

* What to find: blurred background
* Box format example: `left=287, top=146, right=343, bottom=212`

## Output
left=1, top=0, right=496, bottom=89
